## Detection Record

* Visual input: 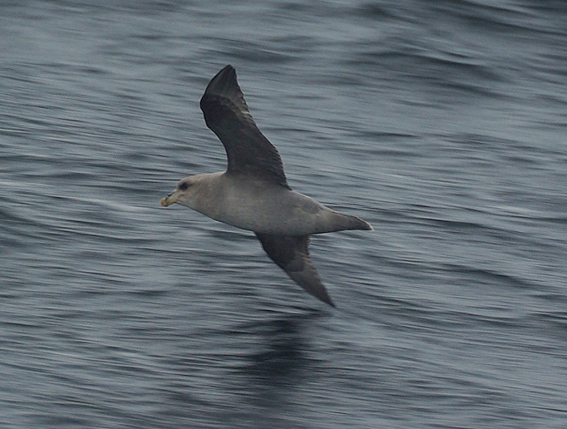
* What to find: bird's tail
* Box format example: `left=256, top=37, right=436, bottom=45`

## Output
left=320, top=211, right=373, bottom=233
left=342, top=213, right=373, bottom=231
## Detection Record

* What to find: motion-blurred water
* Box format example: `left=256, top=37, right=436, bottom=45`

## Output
left=1, top=1, right=566, bottom=428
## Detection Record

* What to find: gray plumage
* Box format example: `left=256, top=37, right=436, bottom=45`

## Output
left=161, top=65, right=372, bottom=307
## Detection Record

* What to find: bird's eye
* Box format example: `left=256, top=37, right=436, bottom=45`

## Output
left=178, top=182, right=189, bottom=191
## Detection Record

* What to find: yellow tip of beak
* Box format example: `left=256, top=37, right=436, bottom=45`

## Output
left=161, top=190, right=180, bottom=207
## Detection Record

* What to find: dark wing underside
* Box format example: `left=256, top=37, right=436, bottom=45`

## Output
left=255, top=233, right=335, bottom=307
left=200, top=65, right=289, bottom=189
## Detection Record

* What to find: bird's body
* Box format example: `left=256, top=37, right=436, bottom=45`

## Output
left=161, top=65, right=372, bottom=307
left=165, top=171, right=368, bottom=236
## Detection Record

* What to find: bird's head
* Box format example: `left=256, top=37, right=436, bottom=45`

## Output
left=160, top=176, right=200, bottom=207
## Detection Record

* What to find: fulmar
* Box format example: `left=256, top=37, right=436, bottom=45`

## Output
left=161, top=65, right=372, bottom=307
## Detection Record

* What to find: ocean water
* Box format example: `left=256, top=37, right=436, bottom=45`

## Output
left=1, top=1, right=567, bottom=428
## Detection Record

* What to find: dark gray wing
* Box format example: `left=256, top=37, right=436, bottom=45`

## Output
left=200, top=65, right=289, bottom=189
left=255, top=233, right=335, bottom=307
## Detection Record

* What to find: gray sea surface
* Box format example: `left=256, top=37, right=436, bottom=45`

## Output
left=1, top=1, right=567, bottom=428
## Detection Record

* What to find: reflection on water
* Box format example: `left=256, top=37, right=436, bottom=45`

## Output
left=239, top=314, right=316, bottom=380
left=231, top=312, right=323, bottom=427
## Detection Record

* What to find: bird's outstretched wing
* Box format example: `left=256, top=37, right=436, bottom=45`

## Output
left=255, top=233, right=335, bottom=307
left=200, top=65, right=289, bottom=188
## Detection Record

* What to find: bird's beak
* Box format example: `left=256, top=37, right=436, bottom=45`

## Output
left=160, top=191, right=179, bottom=207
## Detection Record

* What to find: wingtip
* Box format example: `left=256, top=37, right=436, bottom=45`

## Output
left=317, top=285, right=336, bottom=308
left=211, top=64, right=236, bottom=84
left=215, top=64, right=235, bottom=79
left=201, top=65, right=241, bottom=104
left=311, top=285, right=337, bottom=308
